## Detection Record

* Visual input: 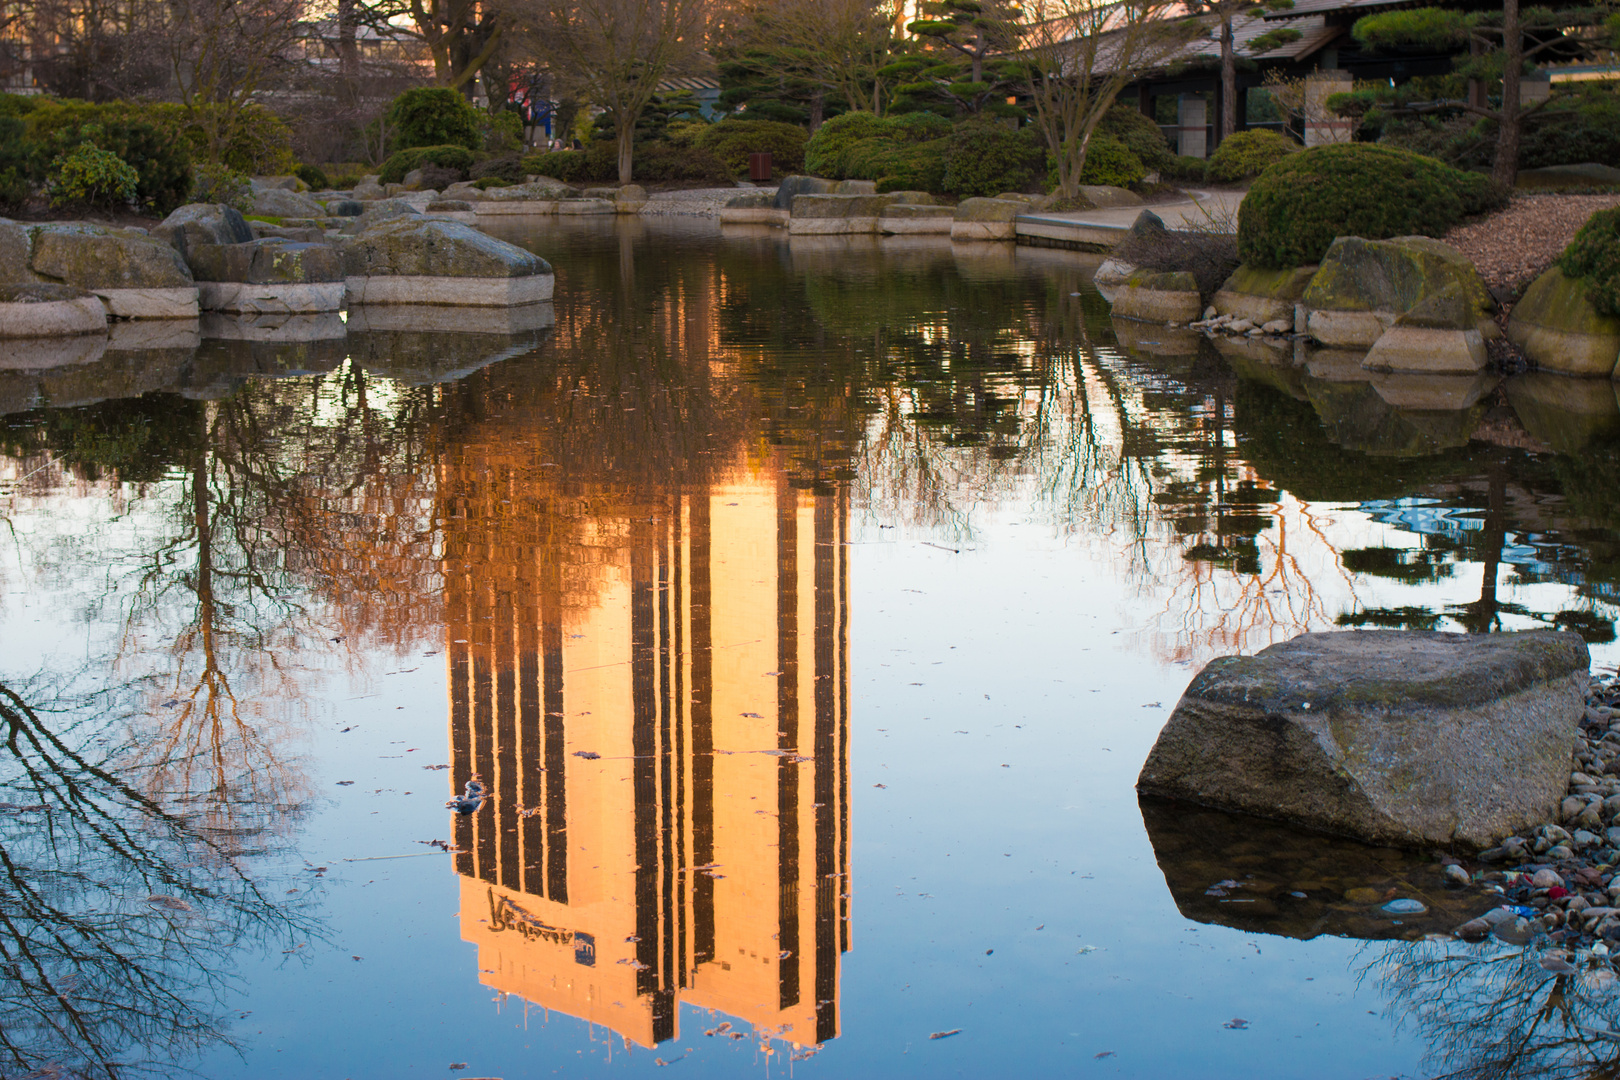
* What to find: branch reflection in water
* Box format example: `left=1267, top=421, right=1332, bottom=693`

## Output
left=1368, top=936, right=1620, bottom=1080
left=0, top=676, right=314, bottom=1079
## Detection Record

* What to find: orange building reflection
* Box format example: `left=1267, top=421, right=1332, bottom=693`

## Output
left=441, top=453, right=851, bottom=1051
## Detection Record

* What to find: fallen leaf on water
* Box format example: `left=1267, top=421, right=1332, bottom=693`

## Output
left=573, top=751, right=601, bottom=760
left=335, top=781, right=355, bottom=786
left=1094, top=1051, right=1115, bottom=1060
left=928, top=1029, right=961, bottom=1040
left=1224, top=1018, right=1249, bottom=1030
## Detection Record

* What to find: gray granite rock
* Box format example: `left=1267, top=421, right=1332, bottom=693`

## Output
left=1137, top=630, right=1590, bottom=849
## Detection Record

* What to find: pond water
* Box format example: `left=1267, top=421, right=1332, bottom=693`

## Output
left=2, top=218, right=1620, bottom=1079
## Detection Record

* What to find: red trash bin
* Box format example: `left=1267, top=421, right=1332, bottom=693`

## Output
left=748, top=152, right=773, bottom=182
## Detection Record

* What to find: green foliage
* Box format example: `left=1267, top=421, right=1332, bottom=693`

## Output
left=591, top=91, right=708, bottom=147
left=1204, top=129, right=1298, bottom=183
left=23, top=102, right=191, bottom=212
left=1165, top=154, right=1211, bottom=180
left=141, top=102, right=296, bottom=175
left=293, top=163, right=329, bottom=191
left=1353, top=7, right=1470, bottom=50
left=0, top=93, right=42, bottom=119
left=0, top=167, right=29, bottom=214
left=803, top=111, right=953, bottom=189
left=1075, top=133, right=1146, bottom=188
left=48, top=144, right=139, bottom=209
left=635, top=144, right=733, bottom=183
left=697, top=119, right=809, bottom=176
left=0, top=115, right=38, bottom=211
left=377, top=144, right=476, bottom=184
left=523, top=148, right=608, bottom=184
left=1096, top=104, right=1175, bottom=174
left=805, top=112, right=890, bottom=176
left=1238, top=143, right=1499, bottom=268
left=470, top=155, right=528, bottom=183
left=1559, top=207, right=1620, bottom=316
left=472, top=176, right=513, bottom=189
left=483, top=110, right=524, bottom=154
left=941, top=120, right=1044, bottom=197
left=191, top=162, right=253, bottom=212
left=388, top=88, right=482, bottom=152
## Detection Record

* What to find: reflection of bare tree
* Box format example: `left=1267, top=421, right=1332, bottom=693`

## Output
left=0, top=677, right=310, bottom=1079
left=1368, top=937, right=1620, bottom=1080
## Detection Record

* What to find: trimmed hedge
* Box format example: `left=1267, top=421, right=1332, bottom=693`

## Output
left=942, top=121, right=1045, bottom=198
left=378, top=144, right=476, bottom=184
left=1078, top=133, right=1145, bottom=188
left=1096, top=104, right=1175, bottom=175
left=1238, top=143, right=1503, bottom=268
left=1559, top=207, right=1620, bottom=316
left=389, top=88, right=482, bottom=152
left=470, top=154, right=528, bottom=183
left=803, top=112, right=951, bottom=181
left=1204, top=129, right=1298, bottom=183
left=697, top=119, right=808, bottom=176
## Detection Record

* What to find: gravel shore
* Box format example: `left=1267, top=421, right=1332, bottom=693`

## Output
left=1444, top=192, right=1620, bottom=297
left=639, top=185, right=776, bottom=218
left=1455, top=673, right=1620, bottom=961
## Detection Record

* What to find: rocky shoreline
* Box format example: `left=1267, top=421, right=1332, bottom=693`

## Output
left=1457, top=671, right=1620, bottom=963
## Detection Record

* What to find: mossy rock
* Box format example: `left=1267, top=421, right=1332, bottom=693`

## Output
left=340, top=218, right=549, bottom=279
left=1507, top=264, right=1620, bottom=377
left=953, top=197, right=1025, bottom=223
left=29, top=223, right=194, bottom=290
left=1303, top=236, right=1492, bottom=346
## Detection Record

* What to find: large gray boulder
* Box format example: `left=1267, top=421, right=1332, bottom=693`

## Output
left=251, top=187, right=325, bottom=219
left=0, top=218, right=31, bottom=282
left=190, top=238, right=345, bottom=314
left=1137, top=630, right=1590, bottom=849
left=1111, top=270, right=1202, bottom=324
left=341, top=218, right=553, bottom=306
left=27, top=222, right=198, bottom=318
left=774, top=175, right=835, bottom=211
left=0, top=283, right=107, bottom=339
left=152, top=203, right=255, bottom=263
left=340, top=198, right=423, bottom=234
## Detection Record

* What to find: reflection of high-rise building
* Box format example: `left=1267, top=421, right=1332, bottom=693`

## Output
left=441, top=451, right=850, bottom=1050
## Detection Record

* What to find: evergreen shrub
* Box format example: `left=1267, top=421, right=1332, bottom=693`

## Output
left=697, top=119, right=809, bottom=175
left=388, top=88, right=483, bottom=152
left=1204, top=129, right=1298, bottom=183
left=294, top=163, right=329, bottom=190
left=378, top=144, right=476, bottom=184
left=191, top=162, right=253, bottom=211
left=1238, top=143, right=1503, bottom=268
left=24, top=102, right=192, bottom=211
left=48, top=144, right=139, bottom=208
left=1559, top=207, right=1620, bottom=316
left=941, top=120, right=1045, bottom=197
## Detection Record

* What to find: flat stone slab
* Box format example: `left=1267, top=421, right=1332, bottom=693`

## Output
left=94, top=287, right=200, bottom=319
left=719, top=207, right=789, bottom=226
left=344, top=275, right=554, bottom=307
left=1111, top=271, right=1202, bottom=323
left=556, top=199, right=614, bottom=216
left=475, top=200, right=560, bottom=217
left=199, top=281, right=346, bottom=314
left=0, top=283, right=107, bottom=338
left=1137, top=630, right=1590, bottom=849
left=345, top=301, right=555, bottom=336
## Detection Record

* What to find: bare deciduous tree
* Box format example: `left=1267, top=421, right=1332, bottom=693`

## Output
left=528, top=0, right=712, bottom=182
left=1017, top=0, right=1200, bottom=201
left=167, top=0, right=303, bottom=162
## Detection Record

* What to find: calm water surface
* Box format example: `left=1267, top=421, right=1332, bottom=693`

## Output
left=2, top=218, right=1619, bottom=1079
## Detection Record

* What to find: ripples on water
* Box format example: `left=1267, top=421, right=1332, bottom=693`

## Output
left=0, top=217, right=1617, bottom=1078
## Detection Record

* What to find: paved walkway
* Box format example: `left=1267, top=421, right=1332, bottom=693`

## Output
left=1031, top=189, right=1243, bottom=232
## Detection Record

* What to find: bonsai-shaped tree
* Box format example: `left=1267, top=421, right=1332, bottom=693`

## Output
left=881, top=0, right=1027, bottom=117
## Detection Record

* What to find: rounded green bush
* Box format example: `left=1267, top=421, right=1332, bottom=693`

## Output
left=48, top=144, right=139, bottom=208
left=378, top=144, right=477, bottom=184
left=942, top=121, right=1044, bottom=198
left=698, top=119, right=809, bottom=176
left=294, top=163, right=329, bottom=190
left=522, top=146, right=614, bottom=184
left=1238, top=143, right=1501, bottom=269
left=388, top=88, right=482, bottom=152
left=1559, top=207, right=1620, bottom=316
left=1204, top=129, right=1298, bottom=184
left=1096, top=105, right=1174, bottom=174
left=803, top=112, right=891, bottom=178
left=470, top=154, right=527, bottom=183
left=1077, top=133, right=1145, bottom=188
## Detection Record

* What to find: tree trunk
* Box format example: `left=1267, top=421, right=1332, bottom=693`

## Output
left=617, top=121, right=634, bottom=184
left=1219, top=14, right=1236, bottom=142
left=809, top=88, right=824, bottom=132
left=1492, top=0, right=1522, bottom=189
left=338, top=0, right=358, bottom=82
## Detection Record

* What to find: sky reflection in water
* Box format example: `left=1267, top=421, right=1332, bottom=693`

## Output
left=0, top=218, right=1618, bottom=1077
